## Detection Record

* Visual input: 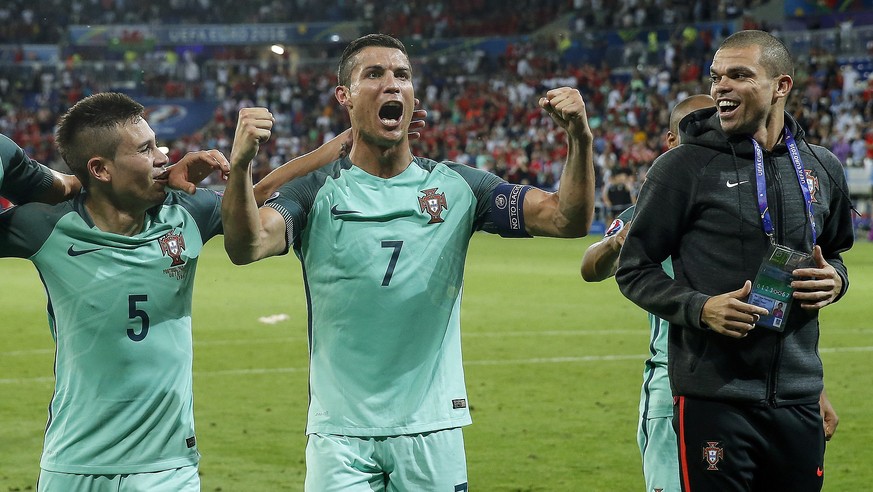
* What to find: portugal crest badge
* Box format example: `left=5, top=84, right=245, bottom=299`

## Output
left=803, top=169, right=819, bottom=203
left=418, top=187, right=448, bottom=224
left=158, top=229, right=187, bottom=267
left=703, top=441, right=724, bottom=471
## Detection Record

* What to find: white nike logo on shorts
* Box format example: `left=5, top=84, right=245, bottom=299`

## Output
left=726, top=180, right=749, bottom=188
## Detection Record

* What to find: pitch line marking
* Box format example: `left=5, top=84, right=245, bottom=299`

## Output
left=3, top=346, right=873, bottom=384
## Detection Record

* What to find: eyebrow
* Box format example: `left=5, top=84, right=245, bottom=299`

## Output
left=362, top=63, right=411, bottom=73
left=710, top=65, right=757, bottom=75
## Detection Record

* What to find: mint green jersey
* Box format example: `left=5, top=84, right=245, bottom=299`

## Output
left=0, top=134, right=54, bottom=204
left=606, top=206, right=674, bottom=419
left=267, top=157, right=522, bottom=437
left=0, top=190, right=222, bottom=474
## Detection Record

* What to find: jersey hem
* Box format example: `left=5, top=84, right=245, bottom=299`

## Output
left=40, top=454, right=199, bottom=475
left=305, top=416, right=473, bottom=437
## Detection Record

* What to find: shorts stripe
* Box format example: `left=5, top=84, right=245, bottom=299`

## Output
left=678, top=396, right=691, bottom=492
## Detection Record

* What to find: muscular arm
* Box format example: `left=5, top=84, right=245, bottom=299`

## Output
left=221, top=108, right=289, bottom=265
left=522, top=87, right=595, bottom=238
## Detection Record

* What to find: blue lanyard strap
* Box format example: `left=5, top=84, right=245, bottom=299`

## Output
left=750, top=128, right=816, bottom=244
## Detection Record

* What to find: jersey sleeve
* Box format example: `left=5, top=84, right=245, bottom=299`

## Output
left=603, top=205, right=636, bottom=239
left=264, top=169, right=326, bottom=254
left=170, top=189, right=223, bottom=241
left=440, top=162, right=532, bottom=237
left=0, top=134, right=55, bottom=204
left=0, top=202, right=66, bottom=258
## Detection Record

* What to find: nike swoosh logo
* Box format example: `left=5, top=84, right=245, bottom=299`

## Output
left=726, top=180, right=749, bottom=188
left=67, top=245, right=102, bottom=256
left=330, top=204, right=361, bottom=216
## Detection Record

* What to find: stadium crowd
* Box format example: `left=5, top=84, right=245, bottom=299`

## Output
left=0, top=0, right=763, bottom=44
left=0, top=1, right=871, bottom=224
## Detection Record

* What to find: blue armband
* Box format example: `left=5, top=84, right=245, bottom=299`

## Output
left=491, top=183, right=532, bottom=238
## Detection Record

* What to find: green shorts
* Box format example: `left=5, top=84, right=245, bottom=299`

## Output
left=37, top=465, right=199, bottom=492
left=637, top=415, right=680, bottom=492
left=305, top=428, right=468, bottom=491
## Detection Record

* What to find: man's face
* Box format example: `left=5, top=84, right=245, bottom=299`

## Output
left=338, top=46, right=414, bottom=147
left=105, top=117, right=170, bottom=207
left=709, top=45, right=785, bottom=137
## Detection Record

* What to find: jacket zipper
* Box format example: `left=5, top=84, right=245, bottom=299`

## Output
left=766, top=153, right=784, bottom=406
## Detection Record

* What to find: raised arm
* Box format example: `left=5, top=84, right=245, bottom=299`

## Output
left=221, top=107, right=288, bottom=265
left=521, top=87, right=595, bottom=238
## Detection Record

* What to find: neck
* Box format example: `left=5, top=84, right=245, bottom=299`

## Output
left=348, top=138, right=413, bottom=178
left=84, top=195, right=146, bottom=236
left=753, top=109, right=786, bottom=151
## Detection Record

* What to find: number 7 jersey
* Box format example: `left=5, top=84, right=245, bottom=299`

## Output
left=0, top=190, right=222, bottom=474
left=266, top=157, right=516, bottom=436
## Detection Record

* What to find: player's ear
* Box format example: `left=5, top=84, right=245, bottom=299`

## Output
left=87, top=157, right=111, bottom=184
left=773, top=74, right=793, bottom=101
left=665, top=131, right=678, bottom=149
left=336, top=86, right=352, bottom=108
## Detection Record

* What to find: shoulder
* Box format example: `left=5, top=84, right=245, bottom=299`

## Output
left=0, top=133, right=25, bottom=164
left=415, top=157, right=504, bottom=190
left=164, top=188, right=223, bottom=211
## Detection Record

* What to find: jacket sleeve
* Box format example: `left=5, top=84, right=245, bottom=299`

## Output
left=615, top=150, right=711, bottom=330
left=811, top=146, right=854, bottom=302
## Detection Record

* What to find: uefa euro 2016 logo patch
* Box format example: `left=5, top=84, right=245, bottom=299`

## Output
left=703, top=441, right=724, bottom=471
left=418, top=187, right=448, bottom=224
left=604, top=218, right=625, bottom=237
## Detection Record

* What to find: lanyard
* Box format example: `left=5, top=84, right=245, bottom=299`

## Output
left=750, top=128, right=816, bottom=244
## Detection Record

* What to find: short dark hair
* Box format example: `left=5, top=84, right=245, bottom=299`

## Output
left=719, top=30, right=794, bottom=78
left=55, top=92, right=145, bottom=187
left=337, top=33, right=408, bottom=87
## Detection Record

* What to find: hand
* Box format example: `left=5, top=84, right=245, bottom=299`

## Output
left=408, top=98, right=427, bottom=141
left=791, top=245, right=842, bottom=310
left=157, top=150, right=230, bottom=195
left=538, top=87, right=592, bottom=141
left=700, top=280, right=770, bottom=338
left=230, top=107, right=274, bottom=169
left=819, top=391, right=839, bottom=441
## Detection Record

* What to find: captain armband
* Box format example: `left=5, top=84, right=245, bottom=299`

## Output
left=491, top=183, right=533, bottom=238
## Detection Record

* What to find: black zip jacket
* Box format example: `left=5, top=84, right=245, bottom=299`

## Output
left=615, top=108, right=854, bottom=406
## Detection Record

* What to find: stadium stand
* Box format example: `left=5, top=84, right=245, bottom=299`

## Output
left=0, top=0, right=871, bottom=231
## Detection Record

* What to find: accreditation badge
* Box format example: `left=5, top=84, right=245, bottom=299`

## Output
left=747, top=243, right=812, bottom=331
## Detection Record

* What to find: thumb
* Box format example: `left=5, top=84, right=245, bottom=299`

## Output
left=731, top=280, right=753, bottom=299
left=812, top=245, right=826, bottom=268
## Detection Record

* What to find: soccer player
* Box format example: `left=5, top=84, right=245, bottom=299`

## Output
left=221, top=33, right=596, bottom=491
left=0, top=92, right=229, bottom=491
left=616, top=31, right=854, bottom=491
left=582, top=94, right=841, bottom=492
left=1, top=130, right=229, bottom=207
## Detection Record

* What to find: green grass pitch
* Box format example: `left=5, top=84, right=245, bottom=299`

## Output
left=2, top=234, right=871, bottom=490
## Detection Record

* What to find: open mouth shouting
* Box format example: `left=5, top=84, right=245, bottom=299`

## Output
left=379, top=101, right=404, bottom=128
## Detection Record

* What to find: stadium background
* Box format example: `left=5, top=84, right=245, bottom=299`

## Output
left=1, top=0, right=873, bottom=490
